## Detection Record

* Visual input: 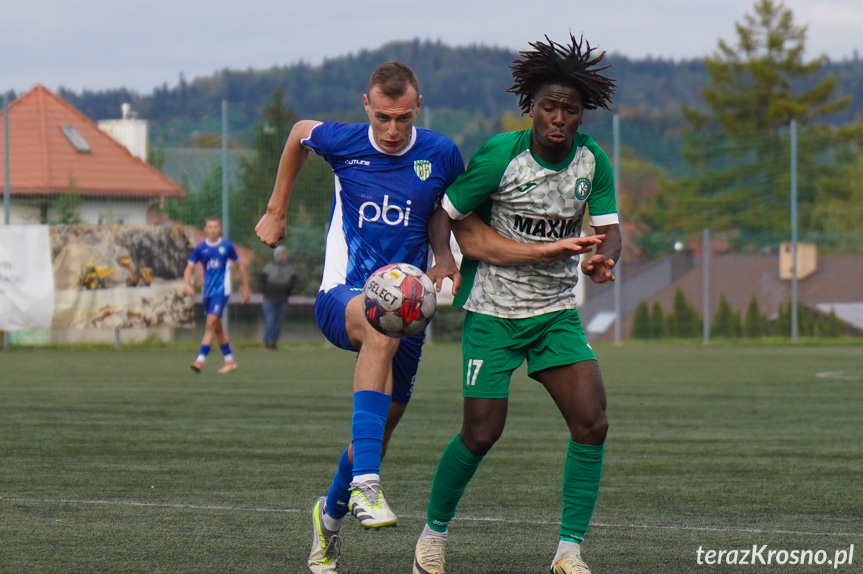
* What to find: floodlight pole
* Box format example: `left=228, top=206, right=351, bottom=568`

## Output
left=790, top=120, right=799, bottom=343
left=3, top=94, right=9, bottom=225
left=703, top=228, right=710, bottom=344
left=221, top=99, right=229, bottom=241
left=612, top=114, right=622, bottom=345
left=3, top=94, right=10, bottom=350
left=221, top=100, right=230, bottom=331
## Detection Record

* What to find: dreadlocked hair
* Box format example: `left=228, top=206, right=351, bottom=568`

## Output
left=508, top=33, right=615, bottom=113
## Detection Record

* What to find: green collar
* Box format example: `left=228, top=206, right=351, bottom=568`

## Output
left=529, top=129, right=579, bottom=171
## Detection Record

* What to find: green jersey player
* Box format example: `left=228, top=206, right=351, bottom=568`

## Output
left=414, top=34, right=620, bottom=574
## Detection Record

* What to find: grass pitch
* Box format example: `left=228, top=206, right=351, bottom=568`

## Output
left=1, top=343, right=861, bottom=573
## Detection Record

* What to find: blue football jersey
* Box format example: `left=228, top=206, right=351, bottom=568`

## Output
left=188, top=239, right=239, bottom=298
left=304, top=122, right=464, bottom=291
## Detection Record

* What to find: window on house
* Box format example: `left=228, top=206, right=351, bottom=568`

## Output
left=60, top=125, right=91, bottom=153
left=98, top=214, right=125, bottom=225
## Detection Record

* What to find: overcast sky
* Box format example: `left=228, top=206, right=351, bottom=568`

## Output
left=4, top=0, right=862, bottom=95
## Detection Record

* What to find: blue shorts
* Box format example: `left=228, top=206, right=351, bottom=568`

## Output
left=314, top=285, right=425, bottom=405
left=203, top=294, right=229, bottom=318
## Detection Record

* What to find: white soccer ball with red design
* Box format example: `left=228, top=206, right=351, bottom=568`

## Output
left=363, top=263, right=437, bottom=338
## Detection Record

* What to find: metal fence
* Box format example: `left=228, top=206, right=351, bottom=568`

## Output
left=3, top=95, right=862, bottom=346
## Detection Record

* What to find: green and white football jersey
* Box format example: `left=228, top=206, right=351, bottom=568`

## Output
left=443, top=129, right=618, bottom=318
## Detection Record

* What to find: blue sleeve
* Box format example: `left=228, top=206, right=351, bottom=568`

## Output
left=188, top=243, right=202, bottom=264
left=226, top=242, right=239, bottom=262
left=301, top=121, right=345, bottom=162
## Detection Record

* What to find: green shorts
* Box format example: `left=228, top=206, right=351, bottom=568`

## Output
left=461, top=308, right=597, bottom=399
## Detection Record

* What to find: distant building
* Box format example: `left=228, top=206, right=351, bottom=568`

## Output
left=0, top=85, right=183, bottom=225
left=97, top=103, right=149, bottom=162
left=580, top=249, right=863, bottom=339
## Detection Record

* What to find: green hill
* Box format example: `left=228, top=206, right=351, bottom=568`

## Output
left=48, top=39, right=863, bottom=156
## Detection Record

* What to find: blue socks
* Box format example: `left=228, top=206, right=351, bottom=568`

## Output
left=323, top=390, right=391, bottom=520
left=325, top=448, right=353, bottom=520
left=351, top=390, right=391, bottom=475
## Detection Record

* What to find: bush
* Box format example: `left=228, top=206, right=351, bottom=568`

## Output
left=743, top=295, right=767, bottom=338
left=631, top=301, right=653, bottom=339
left=710, top=293, right=742, bottom=338
left=651, top=302, right=665, bottom=338
left=666, top=287, right=702, bottom=338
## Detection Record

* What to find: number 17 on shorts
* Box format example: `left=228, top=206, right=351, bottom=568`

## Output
left=466, top=359, right=483, bottom=386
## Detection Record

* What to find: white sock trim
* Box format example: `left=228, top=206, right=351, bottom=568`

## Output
left=321, top=509, right=342, bottom=532
left=421, top=524, right=448, bottom=542
left=555, top=539, right=581, bottom=559
left=352, top=472, right=380, bottom=485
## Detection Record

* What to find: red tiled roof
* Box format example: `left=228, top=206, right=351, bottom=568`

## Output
left=0, top=85, right=183, bottom=198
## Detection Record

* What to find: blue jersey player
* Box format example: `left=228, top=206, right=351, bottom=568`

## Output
left=256, top=62, right=464, bottom=573
left=184, top=216, right=251, bottom=374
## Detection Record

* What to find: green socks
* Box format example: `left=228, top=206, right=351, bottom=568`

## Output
left=424, top=435, right=603, bottom=541
left=560, top=440, right=604, bottom=542
left=425, top=434, right=484, bottom=533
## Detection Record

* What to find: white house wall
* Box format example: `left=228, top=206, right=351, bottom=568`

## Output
left=7, top=198, right=150, bottom=224
left=77, top=199, right=150, bottom=224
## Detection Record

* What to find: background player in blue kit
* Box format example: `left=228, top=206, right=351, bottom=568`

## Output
left=184, top=216, right=251, bottom=374
left=256, top=62, right=464, bottom=573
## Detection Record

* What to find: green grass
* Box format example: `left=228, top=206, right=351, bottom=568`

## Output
left=1, top=344, right=861, bottom=573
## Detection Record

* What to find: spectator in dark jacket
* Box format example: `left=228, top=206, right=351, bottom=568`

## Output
left=259, top=246, right=297, bottom=349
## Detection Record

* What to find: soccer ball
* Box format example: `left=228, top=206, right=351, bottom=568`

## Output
left=363, top=263, right=437, bottom=338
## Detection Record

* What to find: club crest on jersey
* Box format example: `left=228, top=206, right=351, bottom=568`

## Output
left=575, top=178, right=592, bottom=200
left=414, top=160, right=432, bottom=181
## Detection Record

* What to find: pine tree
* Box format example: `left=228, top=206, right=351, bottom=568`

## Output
left=710, top=294, right=737, bottom=338
left=655, top=0, right=859, bottom=247
left=666, top=287, right=701, bottom=339
left=743, top=294, right=766, bottom=337
left=651, top=302, right=665, bottom=339
left=631, top=301, right=652, bottom=339
left=732, top=310, right=744, bottom=338
left=774, top=300, right=791, bottom=336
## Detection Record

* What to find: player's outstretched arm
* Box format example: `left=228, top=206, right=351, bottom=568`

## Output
left=426, top=207, right=461, bottom=295
left=235, top=259, right=251, bottom=303
left=255, top=120, right=321, bottom=248
left=581, top=223, right=621, bottom=283
left=452, top=213, right=604, bottom=266
left=183, top=262, right=196, bottom=297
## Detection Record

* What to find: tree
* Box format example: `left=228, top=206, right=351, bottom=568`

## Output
left=814, top=309, right=844, bottom=338
left=694, top=0, right=850, bottom=135
left=710, top=293, right=742, bottom=338
left=658, top=0, right=858, bottom=249
left=52, top=177, right=83, bottom=224
left=774, top=300, right=792, bottom=336
left=743, top=294, right=767, bottom=337
left=631, top=301, right=652, bottom=339
left=234, top=88, right=334, bottom=251
left=666, top=287, right=702, bottom=338
left=650, top=302, right=665, bottom=339
left=810, top=151, right=863, bottom=252
left=162, top=164, right=223, bottom=228
left=233, top=88, right=297, bottom=247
